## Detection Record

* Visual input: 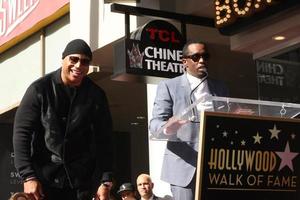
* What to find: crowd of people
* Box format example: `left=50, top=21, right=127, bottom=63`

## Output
left=9, top=173, right=168, bottom=200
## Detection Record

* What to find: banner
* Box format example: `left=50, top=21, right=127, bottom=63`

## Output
left=0, top=0, right=69, bottom=51
left=196, top=112, right=300, bottom=200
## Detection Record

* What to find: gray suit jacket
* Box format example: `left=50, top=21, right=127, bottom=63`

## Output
left=149, top=73, right=229, bottom=187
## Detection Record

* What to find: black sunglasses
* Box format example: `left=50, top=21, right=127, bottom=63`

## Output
left=184, top=52, right=210, bottom=62
left=68, top=56, right=90, bottom=66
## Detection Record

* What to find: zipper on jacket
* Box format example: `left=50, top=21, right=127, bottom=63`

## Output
left=62, top=88, right=77, bottom=189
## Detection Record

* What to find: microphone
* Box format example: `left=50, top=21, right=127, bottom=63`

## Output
left=200, top=67, right=208, bottom=79
left=189, top=70, right=208, bottom=122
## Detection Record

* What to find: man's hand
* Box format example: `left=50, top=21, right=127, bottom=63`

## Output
left=164, top=116, right=188, bottom=135
left=95, top=182, right=112, bottom=200
left=24, top=179, right=44, bottom=200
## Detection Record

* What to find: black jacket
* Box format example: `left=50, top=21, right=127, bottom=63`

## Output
left=13, top=68, right=113, bottom=190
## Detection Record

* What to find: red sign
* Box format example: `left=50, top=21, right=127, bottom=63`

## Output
left=0, top=0, right=69, bottom=51
left=145, top=28, right=180, bottom=43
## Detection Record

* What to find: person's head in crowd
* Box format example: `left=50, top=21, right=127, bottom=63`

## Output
left=182, top=40, right=210, bottom=79
left=117, top=182, right=136, bottom=200
left=9, top=192, right=30, bottom=200
left=101, top=172, right=114, bottom=187
left=96, top=172, right=114, bottom=200
left=61, top=39, right=92, bottom=86
left=136, top=174, right=154, bottom=200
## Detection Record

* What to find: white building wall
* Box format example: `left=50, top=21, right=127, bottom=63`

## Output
left=0, top=17, right=70, bottom=114
left=98, top=1, right=137, bottom=48
left=0, top=33, right=41, bottom=113
left=69, top=0, right=138, bottom=50
left=147, top=84, right=173, bottom=198
left=70, top=0, right=93, bottom=46
left=45, top=15, right=70, bottom=74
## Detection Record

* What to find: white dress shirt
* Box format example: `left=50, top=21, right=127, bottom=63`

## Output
left=186, top=73, right=213, bottom=111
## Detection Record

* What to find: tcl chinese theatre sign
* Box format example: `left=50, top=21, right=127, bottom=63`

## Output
left=113, top=20, right=185, bottom=80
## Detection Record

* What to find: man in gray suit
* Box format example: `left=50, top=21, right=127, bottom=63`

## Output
left=149, top=41, right=229, bottom=200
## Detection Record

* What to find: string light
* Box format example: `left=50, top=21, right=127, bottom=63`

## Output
left=272, top=35, right=286, bottom=41
left=215, top=0, right=280, bottom=28
left=215, top=0, right=235, bottom=26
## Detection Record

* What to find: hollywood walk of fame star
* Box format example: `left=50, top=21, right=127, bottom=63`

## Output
left=253, top=132, right=263, bottom=144
left=276, top=141, right=299, bottom=172
left=241, top=140, right=246, bottom=146
left=269, top=124, right=281, bottom=140
left=222, top=131, right=228, bottom=137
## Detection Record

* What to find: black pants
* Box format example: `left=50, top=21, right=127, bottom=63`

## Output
left=43, top=186, right=93, bottom=200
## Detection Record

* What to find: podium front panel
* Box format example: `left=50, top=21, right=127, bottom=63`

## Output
left=195, top=111, right=300, bottom=200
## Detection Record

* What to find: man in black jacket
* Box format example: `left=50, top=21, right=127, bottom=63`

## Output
left=13, top=39, right=113, bottom=200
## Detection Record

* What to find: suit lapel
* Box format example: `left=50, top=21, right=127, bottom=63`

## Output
left=179, top=73, right=193, bottom=104
left=207, top=78, right=218, bottom=96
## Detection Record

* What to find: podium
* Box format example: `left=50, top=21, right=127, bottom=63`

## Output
left=150, top=96, right=300, bottom=200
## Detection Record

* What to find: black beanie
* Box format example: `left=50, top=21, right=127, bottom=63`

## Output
left=62, top=39, right=92, bottom=60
